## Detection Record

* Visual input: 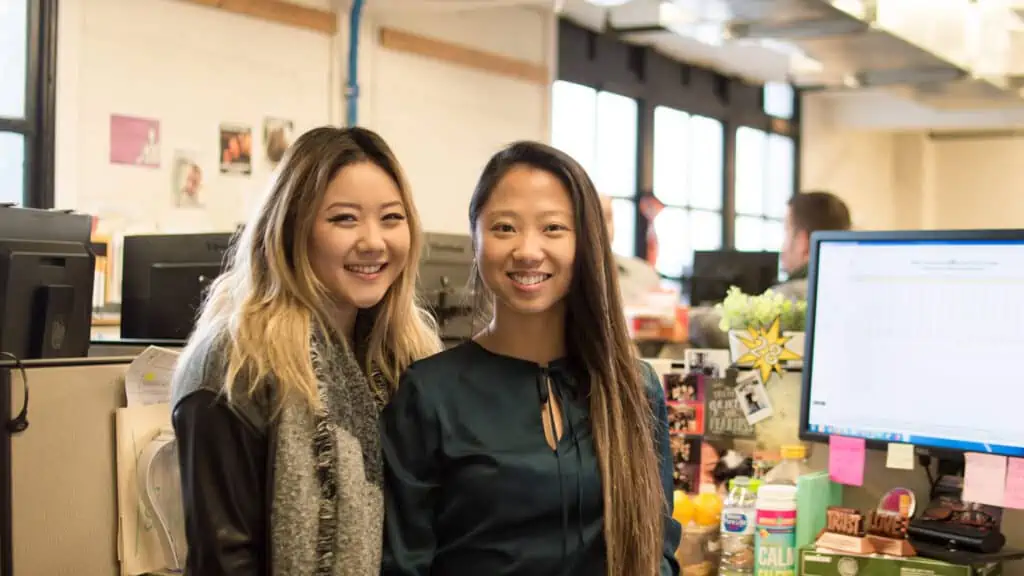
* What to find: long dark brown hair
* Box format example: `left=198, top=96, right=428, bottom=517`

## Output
left=468, top=141, right=663, bottom=576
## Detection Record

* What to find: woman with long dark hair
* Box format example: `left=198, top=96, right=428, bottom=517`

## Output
left=380, top=141, right=681, bottom=575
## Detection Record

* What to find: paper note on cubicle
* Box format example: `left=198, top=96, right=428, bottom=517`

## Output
left=963, top=452, right=1007, bottom=507
left=125, top=346, right=180, bottom=407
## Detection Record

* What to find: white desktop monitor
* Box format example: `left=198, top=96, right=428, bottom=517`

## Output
left=799, top=229, right=1024, bottom=457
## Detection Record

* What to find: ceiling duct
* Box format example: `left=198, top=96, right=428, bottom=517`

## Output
left=560, top=0, right=1024, bottom=108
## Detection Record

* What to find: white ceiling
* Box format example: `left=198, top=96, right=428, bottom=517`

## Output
left=356, top=0, right=1024, bottom=129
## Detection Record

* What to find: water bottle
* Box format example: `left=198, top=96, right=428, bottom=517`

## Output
left=719, top=476, right=759, bottom=576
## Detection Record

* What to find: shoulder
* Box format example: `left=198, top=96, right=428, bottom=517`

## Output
left=171, top=334, right=269, bottom=434
left=171, top=334, right=227, bottom=407
left=399, top=342, right=480, bottom=390
left=387, top=342, right=491, bottom=415
left=636, top=359, right=667, bottom=404
left=772, top=278, right=808, bottom=301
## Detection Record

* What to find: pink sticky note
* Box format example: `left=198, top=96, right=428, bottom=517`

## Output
left=829, top=435, right=866, bottom=486
left=1004, top=458, right=1024, bottom=510
left=963, top=453, right=1007, bottom=507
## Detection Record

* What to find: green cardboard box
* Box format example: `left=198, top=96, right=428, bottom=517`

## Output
left=800, top=548, right=1001, bottom=576
left=801, top=549, right=898, bottom=576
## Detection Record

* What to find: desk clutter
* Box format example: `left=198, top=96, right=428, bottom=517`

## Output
left=115, top=346, right=185, bottom=575
left=649, top=346, right=1024, bottom=576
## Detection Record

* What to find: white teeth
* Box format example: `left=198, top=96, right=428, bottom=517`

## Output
left=346, top=264, right=384, bottom=274
left=509, top=273, right=548, bottom=286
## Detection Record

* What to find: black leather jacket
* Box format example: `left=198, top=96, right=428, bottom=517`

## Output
left=173, top=387, right=275, bottom=576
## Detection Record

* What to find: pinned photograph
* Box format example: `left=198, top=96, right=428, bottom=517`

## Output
left=219, top=123, right=253, bottom=175
left=735, top=371, right=773, bottom=425
left=670, top=435, right=701, bottom=493
left=664, top=371, right=702, bottom=403
left=263, top=117, right=294, bottom=164
left=171, top=150, right=203, bottom=208
left=667, top=402, right=703, bottom=435
left=686, top=348, right=730, bottom=379
left=110, top=114, right=161, bottom=168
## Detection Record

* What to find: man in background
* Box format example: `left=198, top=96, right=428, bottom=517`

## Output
left=600, top=194, right=662, bottom=307
left=772, top=190, right=852, bottom=301
left=688, top=190, right=852, bottom=348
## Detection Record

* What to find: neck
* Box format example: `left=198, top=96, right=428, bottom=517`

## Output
left=480, top=303, right=566, bottom=365
left=328, top=304, right=358, bottom=345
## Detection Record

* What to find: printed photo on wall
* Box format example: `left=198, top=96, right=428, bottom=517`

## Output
left=110, top=114, right=160, bottom=168
left=685, top=348, right=731, bottom=379
left=670, top=434, right=702, bottom=494
left=219, top=123, right=253, bottom=175
left=667, top=402, right=704, bottom=435
left=735, top=371, right=774, bottom=425
left=263, top=117, right=294, bottom=164
left=172, top=150, right=203, bottom=208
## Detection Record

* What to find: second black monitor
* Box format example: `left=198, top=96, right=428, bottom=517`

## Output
left=121, top=233, right=235, bottom=340
left=689, top=250, right=780, bottom=306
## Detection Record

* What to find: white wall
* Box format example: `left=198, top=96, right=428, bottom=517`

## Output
left=803, top=91, right=1024, bottom=232
left=928, top=135, right=1024, bottom=229
left=358, top=6, right=554, bottom=234
left=56, top=0, right=334, bottom=234
left=800, top=93, right=905, bottom=231
left=55, top=0, right=555, bottom=237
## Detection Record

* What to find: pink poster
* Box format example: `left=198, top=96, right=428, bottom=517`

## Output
left=110, top=114, right=160, bottom=168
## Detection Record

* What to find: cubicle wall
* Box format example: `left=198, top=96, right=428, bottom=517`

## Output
left=1, top=357, right=133, bottom=575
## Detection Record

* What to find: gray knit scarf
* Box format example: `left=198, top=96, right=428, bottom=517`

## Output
left=269, top=329, right=389, bottom=576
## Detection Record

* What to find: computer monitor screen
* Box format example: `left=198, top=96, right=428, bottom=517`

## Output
left=800, top=229, right=1024, bottom=457
left=0, top=208, right=95, bottom=360
left=121, top=233, right=234, bottom=340
left=689, top=250, right=779, bottom=306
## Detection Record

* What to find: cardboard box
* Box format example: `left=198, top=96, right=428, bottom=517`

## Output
left=800, top=549, right=1001, bottom=576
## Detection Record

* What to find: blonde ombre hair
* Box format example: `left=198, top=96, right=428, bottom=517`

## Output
left=178, top=126, right=440, bottom=411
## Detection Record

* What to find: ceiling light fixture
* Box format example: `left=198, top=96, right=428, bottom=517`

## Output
left=584, top=0, right=634, bottom=7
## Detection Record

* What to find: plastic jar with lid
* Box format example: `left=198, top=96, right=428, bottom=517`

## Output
left=754, top=483, right=797, bottom=576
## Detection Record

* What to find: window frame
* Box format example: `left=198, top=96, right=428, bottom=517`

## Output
left=555, top=18, right=802, bottom=300
left=551, top=80, right=642, bottom=259
left=650, top=105, right=727, bottom=280
left=732, top=125, right=796, bottom=253
left=0, top=0, right=58, bottom=208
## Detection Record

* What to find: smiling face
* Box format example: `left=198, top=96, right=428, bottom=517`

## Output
left=475, top=165, right=576, bottom=318
left=308, top=161, right=410, bottom=318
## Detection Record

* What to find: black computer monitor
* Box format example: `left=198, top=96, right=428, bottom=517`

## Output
left=417, top=232, right=475, bottom=343
left=0, top=207, right=95, bottom=360
left=799, top=229, right=1024, bottom=457
left=689, top=250, right=780, bottom=306
left=120, top=233, right=235, bottom=340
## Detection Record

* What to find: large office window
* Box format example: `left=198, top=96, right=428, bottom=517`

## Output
left=734, top=127, right=794, bottom=252
left=651, top=106, right=724, bottom=280
left=551, top=80, right=638, bottom=257
left=0, top=0, right=30, bottom=205
left=0, top=0, right=55, bottom=208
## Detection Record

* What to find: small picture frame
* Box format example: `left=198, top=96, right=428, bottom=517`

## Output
left=685, top=349, right=730, bottom=379
left=735, top=371, right=774, bottom=425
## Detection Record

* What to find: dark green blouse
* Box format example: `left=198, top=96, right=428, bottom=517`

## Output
left=380, top=341, right=681, bottom=575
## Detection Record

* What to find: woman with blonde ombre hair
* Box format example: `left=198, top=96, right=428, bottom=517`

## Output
left=171, top=126, right=440, bottom=576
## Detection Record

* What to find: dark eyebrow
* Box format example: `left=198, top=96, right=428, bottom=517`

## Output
left=325, top=201, right=404, bottom=211
left=488, top=209, right=570, bottom=219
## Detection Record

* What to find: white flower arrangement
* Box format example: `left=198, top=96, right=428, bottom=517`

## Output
left=715, top=286, right=808, bottom=333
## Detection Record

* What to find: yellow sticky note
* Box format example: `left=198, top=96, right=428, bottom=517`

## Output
left=886, top=443, right=915, bottom=470
left=143, top=372, right=155, bottom=382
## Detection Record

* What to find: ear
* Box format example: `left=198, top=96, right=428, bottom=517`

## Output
left=797, top=229, right=811, bottom=257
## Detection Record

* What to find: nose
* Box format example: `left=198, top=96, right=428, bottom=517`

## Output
left=358, top=222, right=386, bottom=253
left=512, top=231, right=544, bottom=264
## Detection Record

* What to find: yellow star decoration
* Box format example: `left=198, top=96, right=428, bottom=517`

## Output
left=735, top=317, right=801, bottom=384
